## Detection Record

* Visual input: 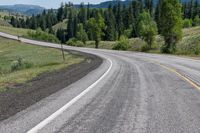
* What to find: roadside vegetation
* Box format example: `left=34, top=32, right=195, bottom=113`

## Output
left=0, top=37, right=84, bottom=92
left=0, top=0, right=200, bottom=57
left=0, top=26, right=60, bottom=43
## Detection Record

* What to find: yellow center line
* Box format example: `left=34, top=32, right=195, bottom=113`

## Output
left=145, top=59, right=200, bottom=91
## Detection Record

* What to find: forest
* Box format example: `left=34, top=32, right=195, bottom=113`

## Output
left=7, top=0, right=200, bottom=53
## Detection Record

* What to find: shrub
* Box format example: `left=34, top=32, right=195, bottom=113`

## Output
left=183, top=19, right=192, bottom=28
left=193, top=15, right=200, bottom=26
left=0, top=66, right=2, bottom=74
left=176, top=35, right=200, bottom=55
left=27, top=28, right=60, bottom=43
left=124, top=27, right=132, bottom=38
left=138, top=11, right=158, bottom=49
left=11, top=57, right=33, bottom=71
left=66, top=38, right=85, bottom=47
left=141, top=44, right=150, bottom=52
left=76, top=23, right=88, bottom=44
left=129, top=38, right=147, bottom=51
left=113, top=35, right=130, bottom=51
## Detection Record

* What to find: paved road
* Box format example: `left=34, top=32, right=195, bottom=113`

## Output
left=0, top=32, right=200, bottom=133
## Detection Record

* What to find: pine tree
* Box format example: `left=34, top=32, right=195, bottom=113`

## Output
left=10, top=16, right=17, bottom=27
left=87, top=13, right=105, bottom=48
left=189, top=0, right=194, bottom=19
left=87, top=3, right=90, bottom=20
left=145, top=0, right=153, bottom=15
left=57, top=3, right=64, bottom=22
left=73, top=15, right=78, bottom=37
left=194, top=0, right=199, bottom=17
left=76, top=23, right=88, bottom=44
left=31, top=15, right=37, bottom=29
left=155, top=0, right=162, bottom=33
left=78, top=3, right=87, bottom=25
left=160, top=0, right=183, bottom=53
left=104, top=5, right=116, bottom=41
left=138, top=11, right=158, bottom=49
left=66, top=11, right=74, bottom=40
left=116, top=1, right=123, bottom=39
left=56, top=29, right=66, bottom=43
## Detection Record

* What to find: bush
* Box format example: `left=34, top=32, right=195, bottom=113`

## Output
left=141, top=44, right=150, bottom=52
left=27, top=28, right=60, bottom=43
left=0, top=66, right=2, bottom=74
left=66, top=38, right=85, bottom=47
left=193, top=15, right=200, bottom=26
left=11, top=57, right=33, bottom=71
left=124, top=28, right=132, bottom=38
left=113, top=35, right=130, bottom=51
left=176, top=35, right=200, bottom=55
left=183, top=19, right=193, bottom=28
left=76, top=23, right=88, bottom=44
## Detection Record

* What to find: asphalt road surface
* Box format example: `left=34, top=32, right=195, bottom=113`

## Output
left=0, top=32, right=200, bottom=133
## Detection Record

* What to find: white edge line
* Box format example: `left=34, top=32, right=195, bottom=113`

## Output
left=27, top=58, right=113, bottom=133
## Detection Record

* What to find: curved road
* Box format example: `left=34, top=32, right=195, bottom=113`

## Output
left=0, top=32, right=200, bottom=133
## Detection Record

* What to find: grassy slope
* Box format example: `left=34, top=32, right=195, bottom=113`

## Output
left=83, top=26, right=200, bottom=57
left=0, top=37, right=84, bottom=92
left=0, top=26, right=32, bottom=36
left=52, top=19, right=68, bottom=32
left=0, top=19, right=11, bottom=27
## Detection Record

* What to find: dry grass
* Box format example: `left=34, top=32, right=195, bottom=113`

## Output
left=0, top=37, right=84, bottom=92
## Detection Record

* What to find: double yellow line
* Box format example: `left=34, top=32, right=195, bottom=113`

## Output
left=146, top=59, right=200, bottom=91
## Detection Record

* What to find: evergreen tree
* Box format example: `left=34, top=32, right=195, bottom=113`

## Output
left=189, top=0, right=194, bottom=19
left=31, top=15, right=37, bottom=29
left=138, top=11, right=158, bottom=49
left=87, top=13, right=105, bottom=48
left=145, top=0, right=153, bottom=15
left=193, top=15, right=200, bottom=26
left=78, top=3, right=87, bottom=25
left=10, top=16, right=17, bottom=27
left=194, top=0, right=199, bottom=17
left=155, top=0, right=163, bottom=33
left=66, top=10, right=74, bottom=40
left=73, top=15, right=78, bottom=37
left=160, top=0, right=183, bottom=53
left=56, top=29, right=66, bottom=43
left=116, top=2, right=123, bottom=38
left=57, top=3, right=64, bottom=21
left=87, top=3, right=90, bottom=20
left=104, top=5, right=116, bottom=41
left=76, top=23, right=88, bottom=44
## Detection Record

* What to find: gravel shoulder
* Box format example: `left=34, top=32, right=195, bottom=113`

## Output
left=0, top=50, right=102, bottom=121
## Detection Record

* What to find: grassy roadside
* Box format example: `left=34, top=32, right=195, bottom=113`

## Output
left=0, top=37, right=84, bottom=92
left=0, top=25, right=31, bottom=36
left=81, top=26, right=200, bottom=58
left=1, top=25, right=200, bottom=58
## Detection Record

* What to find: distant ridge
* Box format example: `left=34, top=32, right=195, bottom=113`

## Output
left=75, top=0, right=200, bottom=8
left=0, top=4, right=45, bottom=15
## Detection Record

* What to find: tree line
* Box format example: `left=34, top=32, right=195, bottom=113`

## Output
left=7, top=0, right=200, bottom=53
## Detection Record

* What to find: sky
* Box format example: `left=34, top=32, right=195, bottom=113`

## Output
left=0, top=0, right=110, bottom=9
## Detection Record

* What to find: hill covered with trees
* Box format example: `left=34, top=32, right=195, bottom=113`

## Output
left=4, top=0, right=200, bottom=53
left=0, top=4, right=45, bottom=15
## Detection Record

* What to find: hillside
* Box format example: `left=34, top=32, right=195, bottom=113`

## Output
left=0, top=19, right=11, bottom=27
left=0, top=4, right=45, bottom=15
left=75, top=0, right=200, bottom=8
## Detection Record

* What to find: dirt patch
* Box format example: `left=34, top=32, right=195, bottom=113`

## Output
left=0, top=50, right=102, bottom=121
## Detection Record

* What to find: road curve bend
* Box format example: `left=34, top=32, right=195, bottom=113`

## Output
left=0, top=32, right=200, bottom=133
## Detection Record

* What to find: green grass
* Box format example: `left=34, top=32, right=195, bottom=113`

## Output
left=0, top=26, right=33, bottom=36
left=81, top=26, right=200, bottom=57
left=0, top=11, right=26, bottom=18
left=0, top=19, right=12, bottom=27
left=0, top=11, right=10, bottom=18
left=52, top=19, right=68, bottom=32
left=0, top=37, right=84, bottom=92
